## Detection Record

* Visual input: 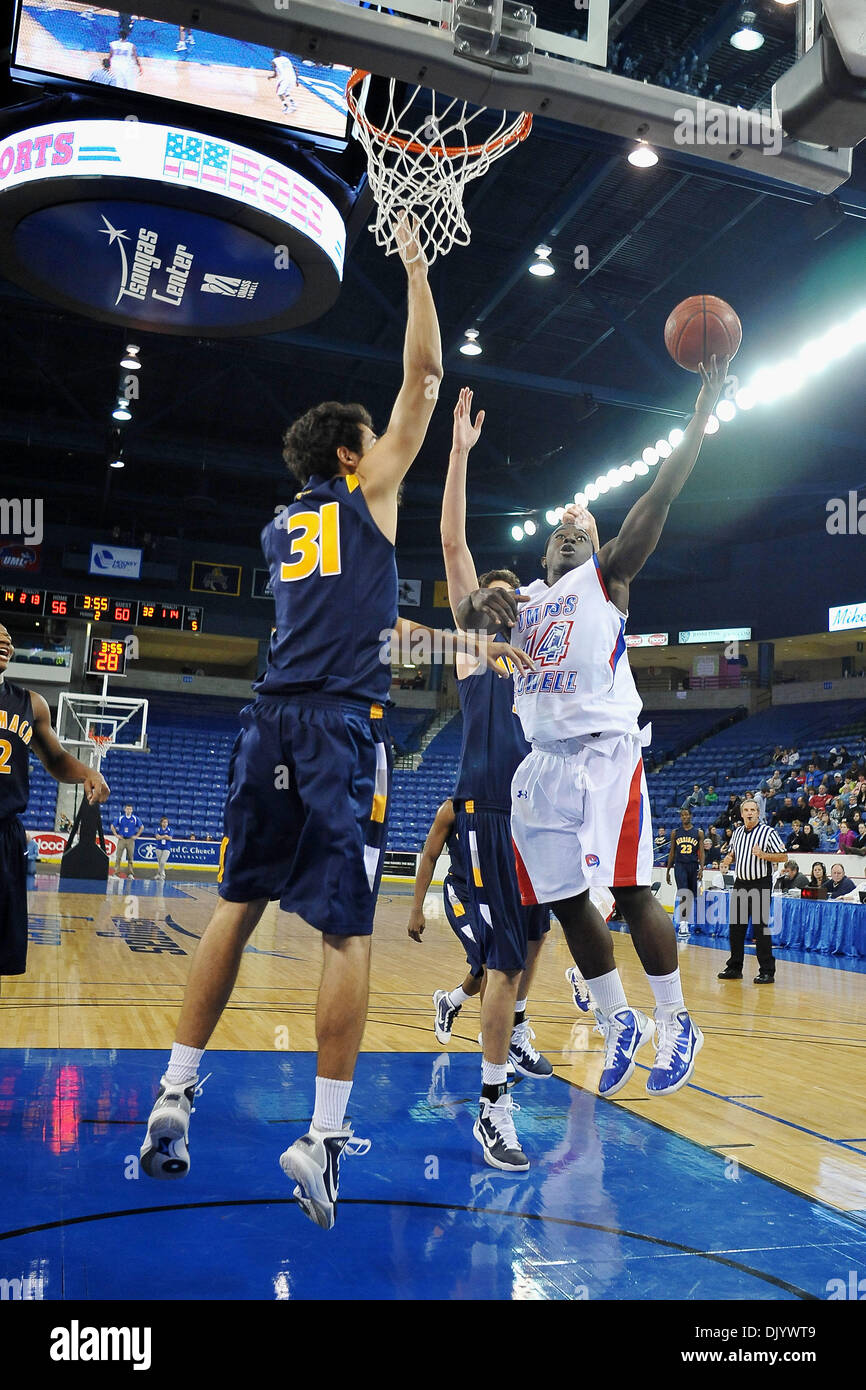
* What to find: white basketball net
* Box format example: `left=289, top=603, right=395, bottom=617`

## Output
left=348, top=73, right=532, bottom=266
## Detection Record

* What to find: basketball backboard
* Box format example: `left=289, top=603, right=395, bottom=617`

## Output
left=57, top=692, right=149, bottom=768
left=133, top=0, right=853, bottom=193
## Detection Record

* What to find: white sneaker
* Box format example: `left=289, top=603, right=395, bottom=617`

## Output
left=140, top=1073, right=199, bottom=1178
left=279, top=1124, right=370, bottom=1230
left=473, top=1093, right=529, bottom=1171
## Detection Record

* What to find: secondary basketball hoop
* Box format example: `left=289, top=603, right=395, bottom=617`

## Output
left=86, top=731, right=114, bottom=770
left=347, top=69, right=531, bottom=264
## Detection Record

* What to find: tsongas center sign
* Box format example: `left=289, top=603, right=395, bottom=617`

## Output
left=0, top=120, right=346, bottom=335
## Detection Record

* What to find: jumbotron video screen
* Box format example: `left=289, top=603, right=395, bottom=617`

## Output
left=12, top=2, right=353, bottom=144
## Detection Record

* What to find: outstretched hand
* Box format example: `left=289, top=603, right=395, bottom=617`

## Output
left=393, top=211, right=426, bottom=270
left=469, top=586, right=530, bottom=630
left=452, top=387, right=485, bottom=453
left=695, top=354, right=729, bottom=415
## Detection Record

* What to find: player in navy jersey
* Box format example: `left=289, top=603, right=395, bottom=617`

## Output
left=456, top=359, right=727, bottom=1100
left=666, top=808, right=704, bottom=938
left=140, top=219, right=444, bottom=1230
left=408, top=799, right=485, bottom=1033
left=440, top=388, right=556, bottom=1171
left=0, top=623, right=109, bottom=983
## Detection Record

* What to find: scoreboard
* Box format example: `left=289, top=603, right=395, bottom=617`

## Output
left=0, top=588, right=203, bottom=632
left=86, top=637, right=128, bottom=678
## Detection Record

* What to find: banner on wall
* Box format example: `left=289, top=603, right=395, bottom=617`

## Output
left=191, top=561, right=242, bottom=596
left=433, top=580, right=450, bottom=608
left=398, top=578, right=422, bottom=607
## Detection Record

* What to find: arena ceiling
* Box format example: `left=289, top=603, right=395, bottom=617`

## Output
left=1, top=0, right=866, bottom=577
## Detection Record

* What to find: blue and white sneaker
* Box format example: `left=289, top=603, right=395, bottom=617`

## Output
left=646, top=1010, right=704, bottom=1095
left=140, top=1072, right=201, bottom=1179
left=433, top=989, right=460, bottom=1044
left=509, top=1021, right=553, bottom=1078
left=279, top=1124, right=371, bottom=1230
left=565, top=966, right=594, bottom=1013
left=593, top=1007, right=654, bottom=1097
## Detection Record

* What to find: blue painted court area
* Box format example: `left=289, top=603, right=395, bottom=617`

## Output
left=2, top=1049, right=863, bottom=1300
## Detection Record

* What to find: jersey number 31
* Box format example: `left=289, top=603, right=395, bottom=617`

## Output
left=280, top=503, right=342, bottom=582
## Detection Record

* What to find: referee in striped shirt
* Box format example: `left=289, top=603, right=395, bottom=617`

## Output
left=718, top=798, right=787, bottom=983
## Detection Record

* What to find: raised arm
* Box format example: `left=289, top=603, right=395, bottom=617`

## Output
left=29, top=692, right=109, bottom=804
left=358, top=218, right=443, bottom=541
left=597, top=357, right=728, bottom=603
left=409, top=800, right=455, bottom=941
left=441, top=388, right=483, bottom=619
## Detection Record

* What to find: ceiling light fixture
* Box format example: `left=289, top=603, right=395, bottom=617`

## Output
left=730, top=11, right=765, bottom=51
left=628, top=141, right=659, bottom=168
left=112, top=399, right=132, bottom=421
left=529, top=244, right=555, bottom=277
left=120, top=344, right=141, bottom=371
left=459, top=328, right=482, bottom=356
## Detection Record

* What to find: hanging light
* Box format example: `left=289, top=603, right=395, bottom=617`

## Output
left=716, top=399, right=736, bottom=422
left=545, top=508, right=558, bottom=525
left=459, top=328, right=482, bottom=356
left=110, top=457, right=125, bottom=469
left=704, top=414, right=721, bottom=434
left=112, top=399, right=132, bottom=421
left=628, top=141, right=659, bottom=168
left=511, top=524, right=524, bottom=541
left=573, top=491, right=587, bottom=508
left=529, top=244, right=555, bottom=277
left=730, top=11, right=764, bottom=50
left=523, top=518, right=537, bottom=536
left=120, top=343, right=141, bottom=371
left=655, top=439, right=673, bottom=458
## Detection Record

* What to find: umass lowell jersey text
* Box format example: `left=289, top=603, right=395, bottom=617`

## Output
left=0, top=679, right=34, bottom=818
left=254, top=473, right=398, bottom=703
left=453, top=645, right=529, bottom=811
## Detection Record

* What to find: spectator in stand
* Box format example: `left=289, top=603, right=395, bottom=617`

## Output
left=720, top=793, right=742, bottom=830
left=721, top=825, right=734, bottom=856
left=837, top=818, right=858, bottom=853
left=808, top=862, right=829, bottom=896
left=654, top=826, right=669, bottom=859
left=775, top=860, right=809, bottom=893
left=704, top=785, right=718, bottom=805
left=750, top=787, right=766, bottom=820
left=786, top=820, right=807, bottom=852
left=25, top=834, right=38, bottom=879
left=777, top=797, right=797, bottom=825
left=703, top=836, right=721, bottom=867
left=706, top=825, right=721, bottom=848
left=682, top=783, right=705, bottom=810
left=828, top=863, right=860, bottom=901
left=798, top=822, right=819, bottom=854
left=771, top=745, right=784, bottom=765
left=809, top=784, right=831, bottom=813
left=794, top=794, right=811, bottom=823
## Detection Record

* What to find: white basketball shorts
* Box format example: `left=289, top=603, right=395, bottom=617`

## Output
left=510, top=728, right=654, bottom=904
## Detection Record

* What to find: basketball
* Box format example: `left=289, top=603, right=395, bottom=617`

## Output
left=664, top=295, right=742, bottom=372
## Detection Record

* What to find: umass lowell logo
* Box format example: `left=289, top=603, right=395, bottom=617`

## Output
left=99, top=215, right=259, bottom=310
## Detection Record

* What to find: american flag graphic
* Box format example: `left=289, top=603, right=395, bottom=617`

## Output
left=163, top=132, right=203, bottom=183
left=201, top=141, right=230, bottom=190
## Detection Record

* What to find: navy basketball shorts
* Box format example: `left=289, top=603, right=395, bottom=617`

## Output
left=442, top=872, right=485, bottom=978
left=454, top=801, right=550, bottom=974
left=0, top=815, right=29, bottom=975
left=674, top=862, right=699, bottom=897
left=218, top=695, right=392, bottom=936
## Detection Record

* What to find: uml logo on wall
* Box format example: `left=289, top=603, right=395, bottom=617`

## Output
left=89, top=544, right=142, bottom=579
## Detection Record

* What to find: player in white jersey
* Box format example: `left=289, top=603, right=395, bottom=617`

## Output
left=456, top=356, right=728, bottom=1098
left=269, top=51, right=299, bottom=115
left=109, top=28, right=142, bottom=90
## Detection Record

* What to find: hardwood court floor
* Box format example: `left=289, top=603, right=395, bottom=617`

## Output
left=4, top=873, right=866, bottom=1218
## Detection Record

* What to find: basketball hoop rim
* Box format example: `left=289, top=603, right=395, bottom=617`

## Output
left=346, top=69, right=532, bottom=159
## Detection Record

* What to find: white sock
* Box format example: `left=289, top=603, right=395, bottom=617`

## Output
left=165, top=1042, right=203, bottom=1084
left=447, top=985, right=469, bottom=1008
left=647, top=968, right=685, bottom=1018
left=481, top=1060, right=508, bottom=1087
left=313, top=1077, right=352, bottom=1133
left=584, top=967, right=628, bottom=1017
left=514, top=998, right=527, bottom=1015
